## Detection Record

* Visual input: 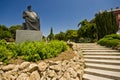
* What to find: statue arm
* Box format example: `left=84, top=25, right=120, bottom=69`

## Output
left=23, top=11, right=28, bottom=19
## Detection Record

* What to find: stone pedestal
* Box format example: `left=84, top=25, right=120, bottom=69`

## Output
left=116, top=30, right=120, bottom=34
left=16, top=30, right=42, bottom=43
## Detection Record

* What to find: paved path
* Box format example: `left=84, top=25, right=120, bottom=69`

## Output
left=79, top=43, right=120, bottom=80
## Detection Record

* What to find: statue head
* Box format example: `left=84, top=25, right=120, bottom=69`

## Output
left=27, top=5, right=32, bottom=11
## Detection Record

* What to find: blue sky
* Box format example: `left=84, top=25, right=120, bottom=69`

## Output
left=0, top=0, right=120, bottom=36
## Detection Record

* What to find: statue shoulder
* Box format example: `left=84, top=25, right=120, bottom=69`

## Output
left=23, top=11, right=30, bottom=16
left=23, top=11, right=28, bottom=14
left=23, top=11, right=28, bottom=18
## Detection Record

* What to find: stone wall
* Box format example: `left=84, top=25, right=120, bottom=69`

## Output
left=0, top=43, right=84, bottom=80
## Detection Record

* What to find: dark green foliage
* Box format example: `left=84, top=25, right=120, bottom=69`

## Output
left=0, top=25, right=22, bottom=41
left=77, top=11, right=117, bottom=42
left=9, top=25, right=22, bottom=39
left=95, top=11, right=118, bottom=39
left=55, top=32, right=66, bottom=41
left=65, top=30, right=78, bottom=42
left=47, top=27, right=54, bottom=41
left=0, top=25, right=8, bottom=31
left=0, top=40, right=68, bottom=62
left=98, top=34, right=120, bottom=47
left=54, top=30, right=78, bottom=42
left=0, top=25, right=12, bottom=40
left=77, top=19, right=97, bottom=42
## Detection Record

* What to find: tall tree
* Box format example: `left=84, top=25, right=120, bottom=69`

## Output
left=78, top=19, right=88, bottom=27
left=95, top=11, right=118, bottom=39
left=47, top=27, right=54, bottom=41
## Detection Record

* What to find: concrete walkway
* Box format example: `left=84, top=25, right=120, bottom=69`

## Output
left=79, top=43, right=120, bottom=80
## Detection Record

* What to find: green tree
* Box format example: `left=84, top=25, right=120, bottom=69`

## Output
left=65, top=30, right=78, bottom=42
left=55, top=31, right=65, bottom=41
left=47, top=27, right=54, bottom=41
left=78, top=19, right=89, bottom=38
left=9, top=25, right=22, bottom=39
left=77, top=19, right=97, bottom=42
left=78, top=19, right=88, bottom=27
left=42, top=36, right=47, bottom=41
left=0, top=25, right=8, bottom=31
left=95, top=11, right=118, bottom=39
left=0, top=25, right=12, bottom=40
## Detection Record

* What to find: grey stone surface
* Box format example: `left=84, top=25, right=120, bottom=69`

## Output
left=116, top=30, right=120, bottom=34
left=16, top=30, right=42, bottom=43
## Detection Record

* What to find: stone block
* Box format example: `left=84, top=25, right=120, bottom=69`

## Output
left=16, top=30, right=42, bottom=43
left=116, top=30, right=120, bottom=34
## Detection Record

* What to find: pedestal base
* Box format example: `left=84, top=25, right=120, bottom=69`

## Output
left=16, top=30, right=42, bottom=43
left=116, top=30, right=120, bottom=34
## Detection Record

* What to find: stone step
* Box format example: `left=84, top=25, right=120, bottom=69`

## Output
left=79, top=43, right=97, bottom=45
left=82, top=50, right=118, bottom=52
left=84, top=68, right=120, bottom=80
left=83, top=73, right=113, bottom=80
left=85, top=59, right=120, bottom=65
left=79, top=44, right=106, bottom=46
left=79, top=46, right=104, bottom=48
left=81, top=48, right=111, bottom=50
left=81, top=43, right=120, bottom=79
left=79, top=44, right=105, bottom=47
left=80, top=46, right=106, bottom=49
left=85, top=63, right=120, bottom=72
left=84, top=55, right=120, bottom=60
left=83, top=52, right=120, bottom=56
left=83, top=52, right=120, bottom=54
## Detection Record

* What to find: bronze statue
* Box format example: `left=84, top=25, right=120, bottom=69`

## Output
left=22, top=5, right=40, bottom=30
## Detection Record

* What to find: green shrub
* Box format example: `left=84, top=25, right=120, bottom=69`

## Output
left=0, top=45, right=12, bottom=63
left=16, top=40, right=68, bottom=61
left=0, top=40, right=13, bottom=64
left=0, top=39, right=7, bottom=46
left=41, top=40, right=68, bottom=59
left=98, top=34, right=120, bottom=47
left=0, top=40, right=69, bottom=62
left=16, top=41, right=43, bottom=61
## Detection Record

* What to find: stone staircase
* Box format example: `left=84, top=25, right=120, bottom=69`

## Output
left=79, top=43, right=120, bottom=80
